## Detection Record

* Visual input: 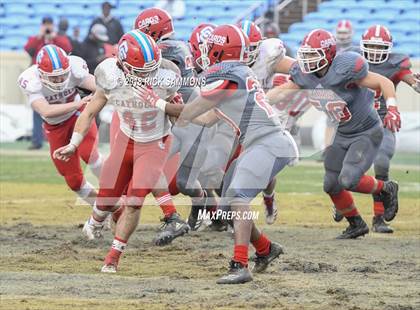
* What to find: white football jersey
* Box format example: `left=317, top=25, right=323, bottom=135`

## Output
left=94, top=58, right=179, bottom=143
left=18, top=56, right=89, bottom=125
left=251, top=38, right=286, bottom=90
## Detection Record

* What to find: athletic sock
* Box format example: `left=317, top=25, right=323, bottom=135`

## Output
left=354, top=175, right=384, bottom=194
left=233, top=245, right=249, bottom=267
left=252, top=233, right=271, bottom=256
left=373, top=201, right=385, bottom=216
left=330, top=190, right=359, bottom=218
left=104, top=236, right=127, bottom=267
left=156, top=192, right=176, bottom=218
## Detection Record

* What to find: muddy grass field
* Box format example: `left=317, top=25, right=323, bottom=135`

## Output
left=0, top=148, right=419, bottom=310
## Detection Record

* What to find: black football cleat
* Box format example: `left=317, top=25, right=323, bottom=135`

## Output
left=252, top=242, right=284, bottom=273
left=381, top=181, right=399, bottom=222
left=216, top=260, right=253, bottom=284
left=336, top=215, right=369, bottom=239
left=187, top=205, right=205, bottom=231
left=154, top=213, right=189, bottom=246
left=372, top=215, right=394, bottom=233
left=332, top=205, right=344, bottom=222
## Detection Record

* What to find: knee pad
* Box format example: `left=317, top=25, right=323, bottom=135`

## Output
left=338, top=168, right=362, bottom=191
left=374, top=152, right=390, bottom=178
left=323, top=172, right=341, bottom=194
left=65, top=173, right=84, bottom=191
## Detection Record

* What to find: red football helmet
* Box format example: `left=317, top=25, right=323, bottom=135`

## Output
left=335, top=19, right=353, bottom=45
left=203, top=24, right=250, bottom=66
left=361, top=25, right=393, bottom=64
left=237, top=20, right=263, bottom=65
left=133, top=7, right=174, bottom=42
left=297, top=29, right=336, bottom=74
left=189, top=23, right=216, bottom=71
left=117, top=30, right=162, bottom=78
left=36, top=44, right=70, bottom=92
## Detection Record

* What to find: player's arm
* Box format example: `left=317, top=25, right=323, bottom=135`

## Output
left=274, top=56, right=296, bottom=74
left=356, top=71, right=396, bottom=102
left=31, top=96, right=89, bottom=119
left=53, top=89, right=107, bottom=161
left=266, top=80, right=301, bottom=106
left=78, top=73, right=96, bottom=92
left=356, top=71, right=400, bottom=132
left=402, top=73, right=420, bottom=93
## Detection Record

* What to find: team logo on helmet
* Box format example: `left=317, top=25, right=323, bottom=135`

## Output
left=118, top=40, right=128, bottom=60
left=137, top=15, right=160, bottom=29
left=320, top=37, right=336, bottom=49
left=199, top=26, right=214, bottom=42
left=208, top=34, right=226, bottom=46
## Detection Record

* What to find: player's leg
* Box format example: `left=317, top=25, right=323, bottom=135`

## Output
left=372, top=128, right=396, bottom=233
left=262, top=177, right=277, bottom=225
left=83, top=130, right=133, bottom=239
left=217, top=139, right=293, bottom=284
left=44, top=117, right=96, bottom=207
left=323, top=138, right=368, bottom=239
left=175, top=126, right=212, bottom=230
left=338, top=126, right=399, bottom=221
left=102, top=179, right=144, bottom=273
left=77, top=118, right=103, bottom=179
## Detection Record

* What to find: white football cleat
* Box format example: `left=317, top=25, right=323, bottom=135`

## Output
left=263, top=195, right=278, bottom=225
left=82, top=218, right=104, bottom=240
left=101, top=264, right=117, bottom=273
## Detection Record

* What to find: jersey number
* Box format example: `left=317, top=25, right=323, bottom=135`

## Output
left=246, top=77, right=275, bottom=117
left=122, top=110, right=158, bottom=131
left=310, top=99, right=352, bottom=123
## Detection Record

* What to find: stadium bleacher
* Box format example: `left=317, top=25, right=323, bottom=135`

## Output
left=0, top=0, right=264, bottom=50
left=282, top=0, right=420, bottom=58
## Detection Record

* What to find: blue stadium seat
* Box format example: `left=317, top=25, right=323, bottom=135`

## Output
left=318, top=0, right=359, bottom=10
left=304, top=12, right=335, bottom=23
left=1, top=36, right=27, bottom=50
left=32, top=3, right=60, bottom=15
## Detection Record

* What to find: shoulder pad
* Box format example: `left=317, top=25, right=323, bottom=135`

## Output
left=259, top=38, right=285, bottom=60
left=153, top=68, right=180, bottom=99
left=18, top=66, right=42, bottom=94
left=69, top=55, right=89, bottom=79
left=388, top=53, right=411, bottom=70
left=94, top=58, right=124, bottom=91
left=253, top=38, right=285, bottom=73
left=161, top=58, right=181, bottom=76
left=332, top=51, right=368, bottom=81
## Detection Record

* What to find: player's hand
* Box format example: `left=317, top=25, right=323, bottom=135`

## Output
left=412, top=73, right=420, bottom=93
left=170, top=93, right=184, bottom=105
left=77, top=94, right=93, bottom=108
left=132, top=85, right=160, bottom=107
left=383, top=106, right=401, bottom=132
left=53, top=144, right=77, bottom=161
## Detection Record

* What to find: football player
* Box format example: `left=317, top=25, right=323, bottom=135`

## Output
left=134, top=9, right=215, bottom=230
left=267, top=29, right=400, bottom=239
left=53, top=30, right=189, bottom=272
left=139, top=24, right=297, bottom=284
left=18, top=44, right=102, bottom=207
left=238, top=20, right=302, bottom=225
left=334, top=25, right=420, bottom=233
left=335, top=19, right=354, bottom=52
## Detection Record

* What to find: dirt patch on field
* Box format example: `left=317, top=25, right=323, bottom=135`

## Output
left=1, top=223, right=419, bottom=310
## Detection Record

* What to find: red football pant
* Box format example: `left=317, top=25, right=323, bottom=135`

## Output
left=96, top=128, right=172, bottom=210
left=44, top=111, right=99, bottom=191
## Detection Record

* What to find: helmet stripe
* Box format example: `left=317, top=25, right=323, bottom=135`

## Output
left=128, top=30, right=153, bottom=62
left=375, top=25, right=380, bottom=37
left=242, top=20, right=251, bottom=36
left=45, top=45, right=61, bottom=70
left=138, top=31, right=155, bottom=60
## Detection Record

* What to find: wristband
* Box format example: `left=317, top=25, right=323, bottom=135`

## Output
left=156, top=99, right=167, bottom=111
left=70, top=132, right=84, bottom=148
left=386, top=97, right=397, bottom=108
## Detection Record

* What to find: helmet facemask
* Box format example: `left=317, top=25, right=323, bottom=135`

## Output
left=196, top=41, right=210, bottom=71
left=247, top=41, right=261, bottom=66
left=336, top=29, right=353, bottom=45
left=297, top=46, right=328, bottom=74
left=39, top=67, right=71, bottom=92
left=360, top=40, right=392, bottom=64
